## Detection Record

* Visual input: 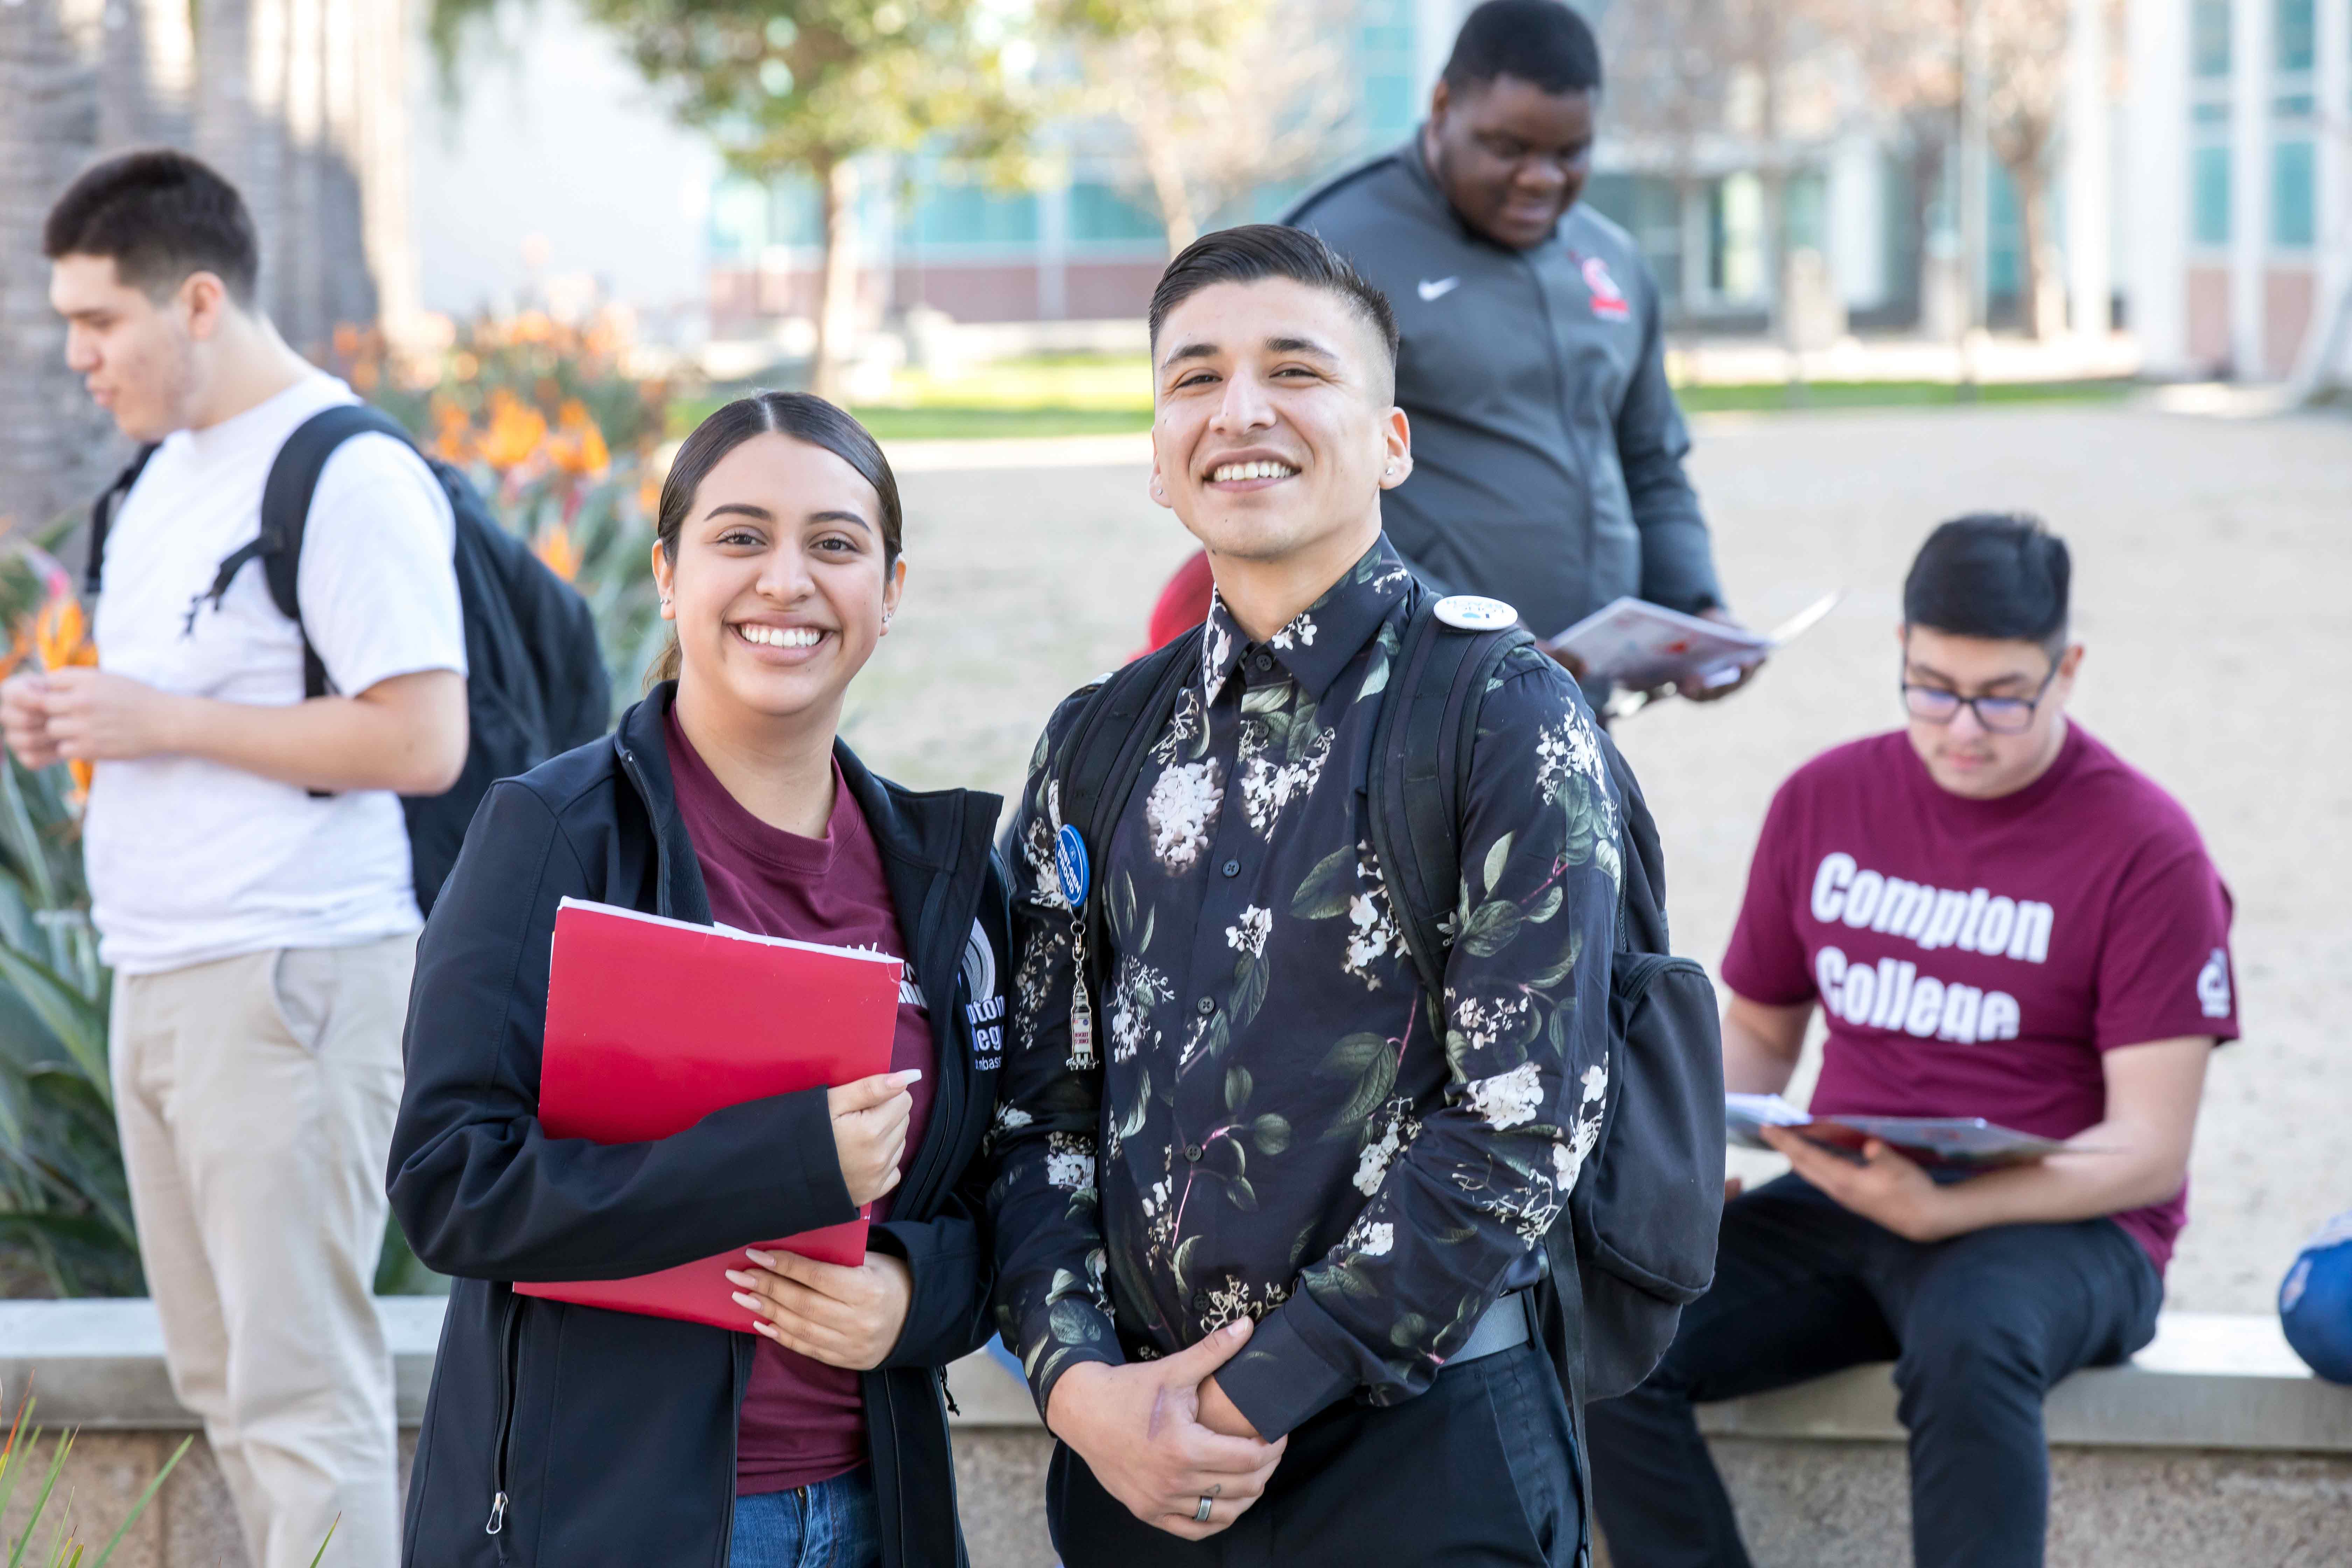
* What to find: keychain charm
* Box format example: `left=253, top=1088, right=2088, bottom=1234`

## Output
left=1055, top=825, right=1098, bottom=1069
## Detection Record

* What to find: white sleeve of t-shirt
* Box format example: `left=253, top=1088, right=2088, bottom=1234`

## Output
left=296, top=433, right=470, bottom=696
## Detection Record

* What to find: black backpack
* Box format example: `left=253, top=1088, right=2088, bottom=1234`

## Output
left=87, top=404, right=611, bottom=915
left=1053, top=587, right=1726, bottom=1414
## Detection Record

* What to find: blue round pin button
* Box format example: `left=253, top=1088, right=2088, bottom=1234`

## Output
left=1054, top=824, right=1090, bottom=910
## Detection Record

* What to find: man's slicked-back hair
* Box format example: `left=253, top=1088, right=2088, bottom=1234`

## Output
left=43, top=149, right=261, bottom=307
left=1903, top=513, right=2072, bottom=652
left=1148, top=223, right=1400, bottom=374
left=1442, top=0, right=1603, bottom=95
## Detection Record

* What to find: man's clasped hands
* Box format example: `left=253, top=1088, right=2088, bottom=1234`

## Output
left=1046, top=1320, right=1288, bottom=1540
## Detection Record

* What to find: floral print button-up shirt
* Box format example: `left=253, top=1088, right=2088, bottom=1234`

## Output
left=987, top=536, right=1621, bottom=1440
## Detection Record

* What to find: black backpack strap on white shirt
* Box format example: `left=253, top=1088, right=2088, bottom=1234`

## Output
left=85, top=443, right=161, bottom=600
left=185, top=403, right=417, bottom=798
left=245, top=404, right=418, bottom=699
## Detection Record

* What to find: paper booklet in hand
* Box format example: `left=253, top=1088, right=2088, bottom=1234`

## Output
left=1726, top=1092, right=2080, bottom=1170
left=1549, top=590, right=1840, bottom=693
left=517, top=897, right=903, bottom=1331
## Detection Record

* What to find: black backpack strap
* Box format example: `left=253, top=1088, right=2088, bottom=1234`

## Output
left=182, top=404, right=418, bottom=699
left=86, top=444, right=161, bottom=599
left=258, top=405, right=418, bottom=698
left=182, top=404, right=419, bottom=801
left=1058, top=630, right=1204, bottom=981
left=1364, top=590, right=1534, bottom=1006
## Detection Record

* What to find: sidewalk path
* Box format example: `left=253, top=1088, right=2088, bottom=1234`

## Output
left=863, top=404, right=2352, bottom=1317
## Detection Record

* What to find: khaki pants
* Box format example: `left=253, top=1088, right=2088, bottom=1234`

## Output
left=111, top=936, right=412, bottom=1568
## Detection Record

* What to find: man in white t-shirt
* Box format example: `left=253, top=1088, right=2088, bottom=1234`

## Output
left=3, top=151, right=466, bottom=1568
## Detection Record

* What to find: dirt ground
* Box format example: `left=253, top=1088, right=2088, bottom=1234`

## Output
left=858, top=403, right=2352, bottom=1317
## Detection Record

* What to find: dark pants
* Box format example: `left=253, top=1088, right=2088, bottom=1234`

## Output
left=1050, top=1343, right=1582, bottom=1567
left=1587, top=1174, right=2161, bottom=1568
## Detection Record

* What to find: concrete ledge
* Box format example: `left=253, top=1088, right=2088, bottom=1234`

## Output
left=8, top=1301, right=2345, bottom=1456
left=941, top=1311, right=2352, bottom=1453
left=0, top=1296, right=446, bottom=1429
left=1690, top=1312, right=2352, bottom=1454
left=6, top=1301, right=2347, bottom=1568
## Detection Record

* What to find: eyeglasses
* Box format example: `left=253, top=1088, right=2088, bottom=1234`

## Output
left=1900, top=662, right=2059, bottom=734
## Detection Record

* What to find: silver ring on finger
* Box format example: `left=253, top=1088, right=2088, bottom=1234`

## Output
left=1194, top=1494, right=1214, bottom=1524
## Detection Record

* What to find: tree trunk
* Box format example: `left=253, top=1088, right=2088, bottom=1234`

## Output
left=1751, top=6, right=1792, bottom=349
left=196, top=0, right=293, bottom=323
left=359, top=0, right=417, bottom=344
left=99, top=0, right=196, bottom=148
left=1136, top=121, right=1199, bottom=256
left=1906, top=124, right=1947, bottom=329
left=0, top=0, right=121, bottom=538
left=2007, top=150, right=2064, bottom=340
left=281, top=0, right=326, bottom=356
left=319, top=0, right=373, bottom=336
left=810, top=153, right=860, bottom=406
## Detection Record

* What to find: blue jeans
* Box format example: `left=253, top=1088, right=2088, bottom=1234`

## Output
left=730, top=1466, right=881, bottom=1568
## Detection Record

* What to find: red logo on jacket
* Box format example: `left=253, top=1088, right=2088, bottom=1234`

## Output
left=1581, top=255, right=1630, bottom=322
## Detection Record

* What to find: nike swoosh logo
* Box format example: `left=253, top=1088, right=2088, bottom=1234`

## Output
left=1417, top=276, right=1461, bottom=302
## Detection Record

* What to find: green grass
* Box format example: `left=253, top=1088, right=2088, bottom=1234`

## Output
left=846, top=405, right=1152, bottom=440
left=675, top=356, right=2139, bottom=443
left=1673, top=377, right=2138, bottom=413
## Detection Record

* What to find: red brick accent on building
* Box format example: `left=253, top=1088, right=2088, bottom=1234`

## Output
left=2263, top=267, right=2316, bottom=380
left=2186, top=266, right=2231, bottom=372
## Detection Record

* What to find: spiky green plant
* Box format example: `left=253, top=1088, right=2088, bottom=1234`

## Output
left=0, top=1394, right=192, bottom=1567
left=0, top=752, right=134, bottom=1301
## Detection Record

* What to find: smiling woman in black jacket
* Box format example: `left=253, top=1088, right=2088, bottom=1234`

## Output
left=389, top=393, right=1007, bottom=1568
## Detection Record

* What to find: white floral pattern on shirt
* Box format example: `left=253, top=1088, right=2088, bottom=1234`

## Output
left=1144, top=758, right=1225, bottom=873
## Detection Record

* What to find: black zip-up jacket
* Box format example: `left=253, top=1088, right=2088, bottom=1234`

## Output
left=389, top=686, right=1007, bottom=1567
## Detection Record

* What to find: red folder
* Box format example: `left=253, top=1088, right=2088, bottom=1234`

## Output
left=516, top=897, right=903, bottom=1331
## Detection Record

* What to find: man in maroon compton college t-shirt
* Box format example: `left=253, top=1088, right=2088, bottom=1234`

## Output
left=1588, top=514, right=2239, bottom=1568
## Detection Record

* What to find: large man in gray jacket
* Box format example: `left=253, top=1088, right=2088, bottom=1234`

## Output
left=1288, top=0, right=1750, bottom=701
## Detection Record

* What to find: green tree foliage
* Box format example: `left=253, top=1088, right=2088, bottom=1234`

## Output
left=435, top=0, right=1039, bottom=400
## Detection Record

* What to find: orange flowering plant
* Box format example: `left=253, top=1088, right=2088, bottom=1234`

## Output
left=328, top=309, right=681, bottom=706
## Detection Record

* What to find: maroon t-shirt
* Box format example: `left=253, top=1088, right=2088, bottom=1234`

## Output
left=1721, top=723, right=2238, bottom=1275
left=662, top=710, right=936, bottom=1496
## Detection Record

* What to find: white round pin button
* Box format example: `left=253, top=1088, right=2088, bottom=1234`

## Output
left=1432, top=595, right=1518, bottom=631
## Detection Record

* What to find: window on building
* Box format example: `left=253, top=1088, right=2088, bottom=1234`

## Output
left=1068, top=182, right=1164, bottom=247
left=2275, top=0, right=2316, bottom=71
left=1356, top=0, right=1417, bottom=145
left=2271, top=139, right=2316, bottom=246
left=1987, top=162, right=2020, bottom=301
left=2191, top=145, right=2232, bottom=246
left=2192, top=0, right=2232, bottom=77
left=903, top=179, right=1040, bottom=249
left=706, top=175, right=771, bottom=262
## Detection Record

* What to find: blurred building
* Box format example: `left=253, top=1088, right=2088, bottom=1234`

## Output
left=2126, top=0, right=2350, bottom=380
left=412, top=0, right=2343, bottom=384
left=702, top=0, right=2119, bottom=349
left=702, top=0, right=1447, bottom=344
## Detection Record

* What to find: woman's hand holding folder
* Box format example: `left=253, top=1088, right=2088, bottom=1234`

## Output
left=830, top=1069, right=921, bottom=1205
left=715, top=1068, right=925, bottom=1368
left=728, top=1246, right=916, bottom=1371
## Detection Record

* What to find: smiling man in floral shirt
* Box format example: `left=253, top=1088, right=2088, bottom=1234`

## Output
left=988, top=224, right=1618, bottom=1566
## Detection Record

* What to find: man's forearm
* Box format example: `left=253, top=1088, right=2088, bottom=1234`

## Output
left=1925, top=1122, right=2189, bottom=1237
left=1721, top=999, right=1808, bottom=1094
left=163, top=682, right=464, bottom=794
